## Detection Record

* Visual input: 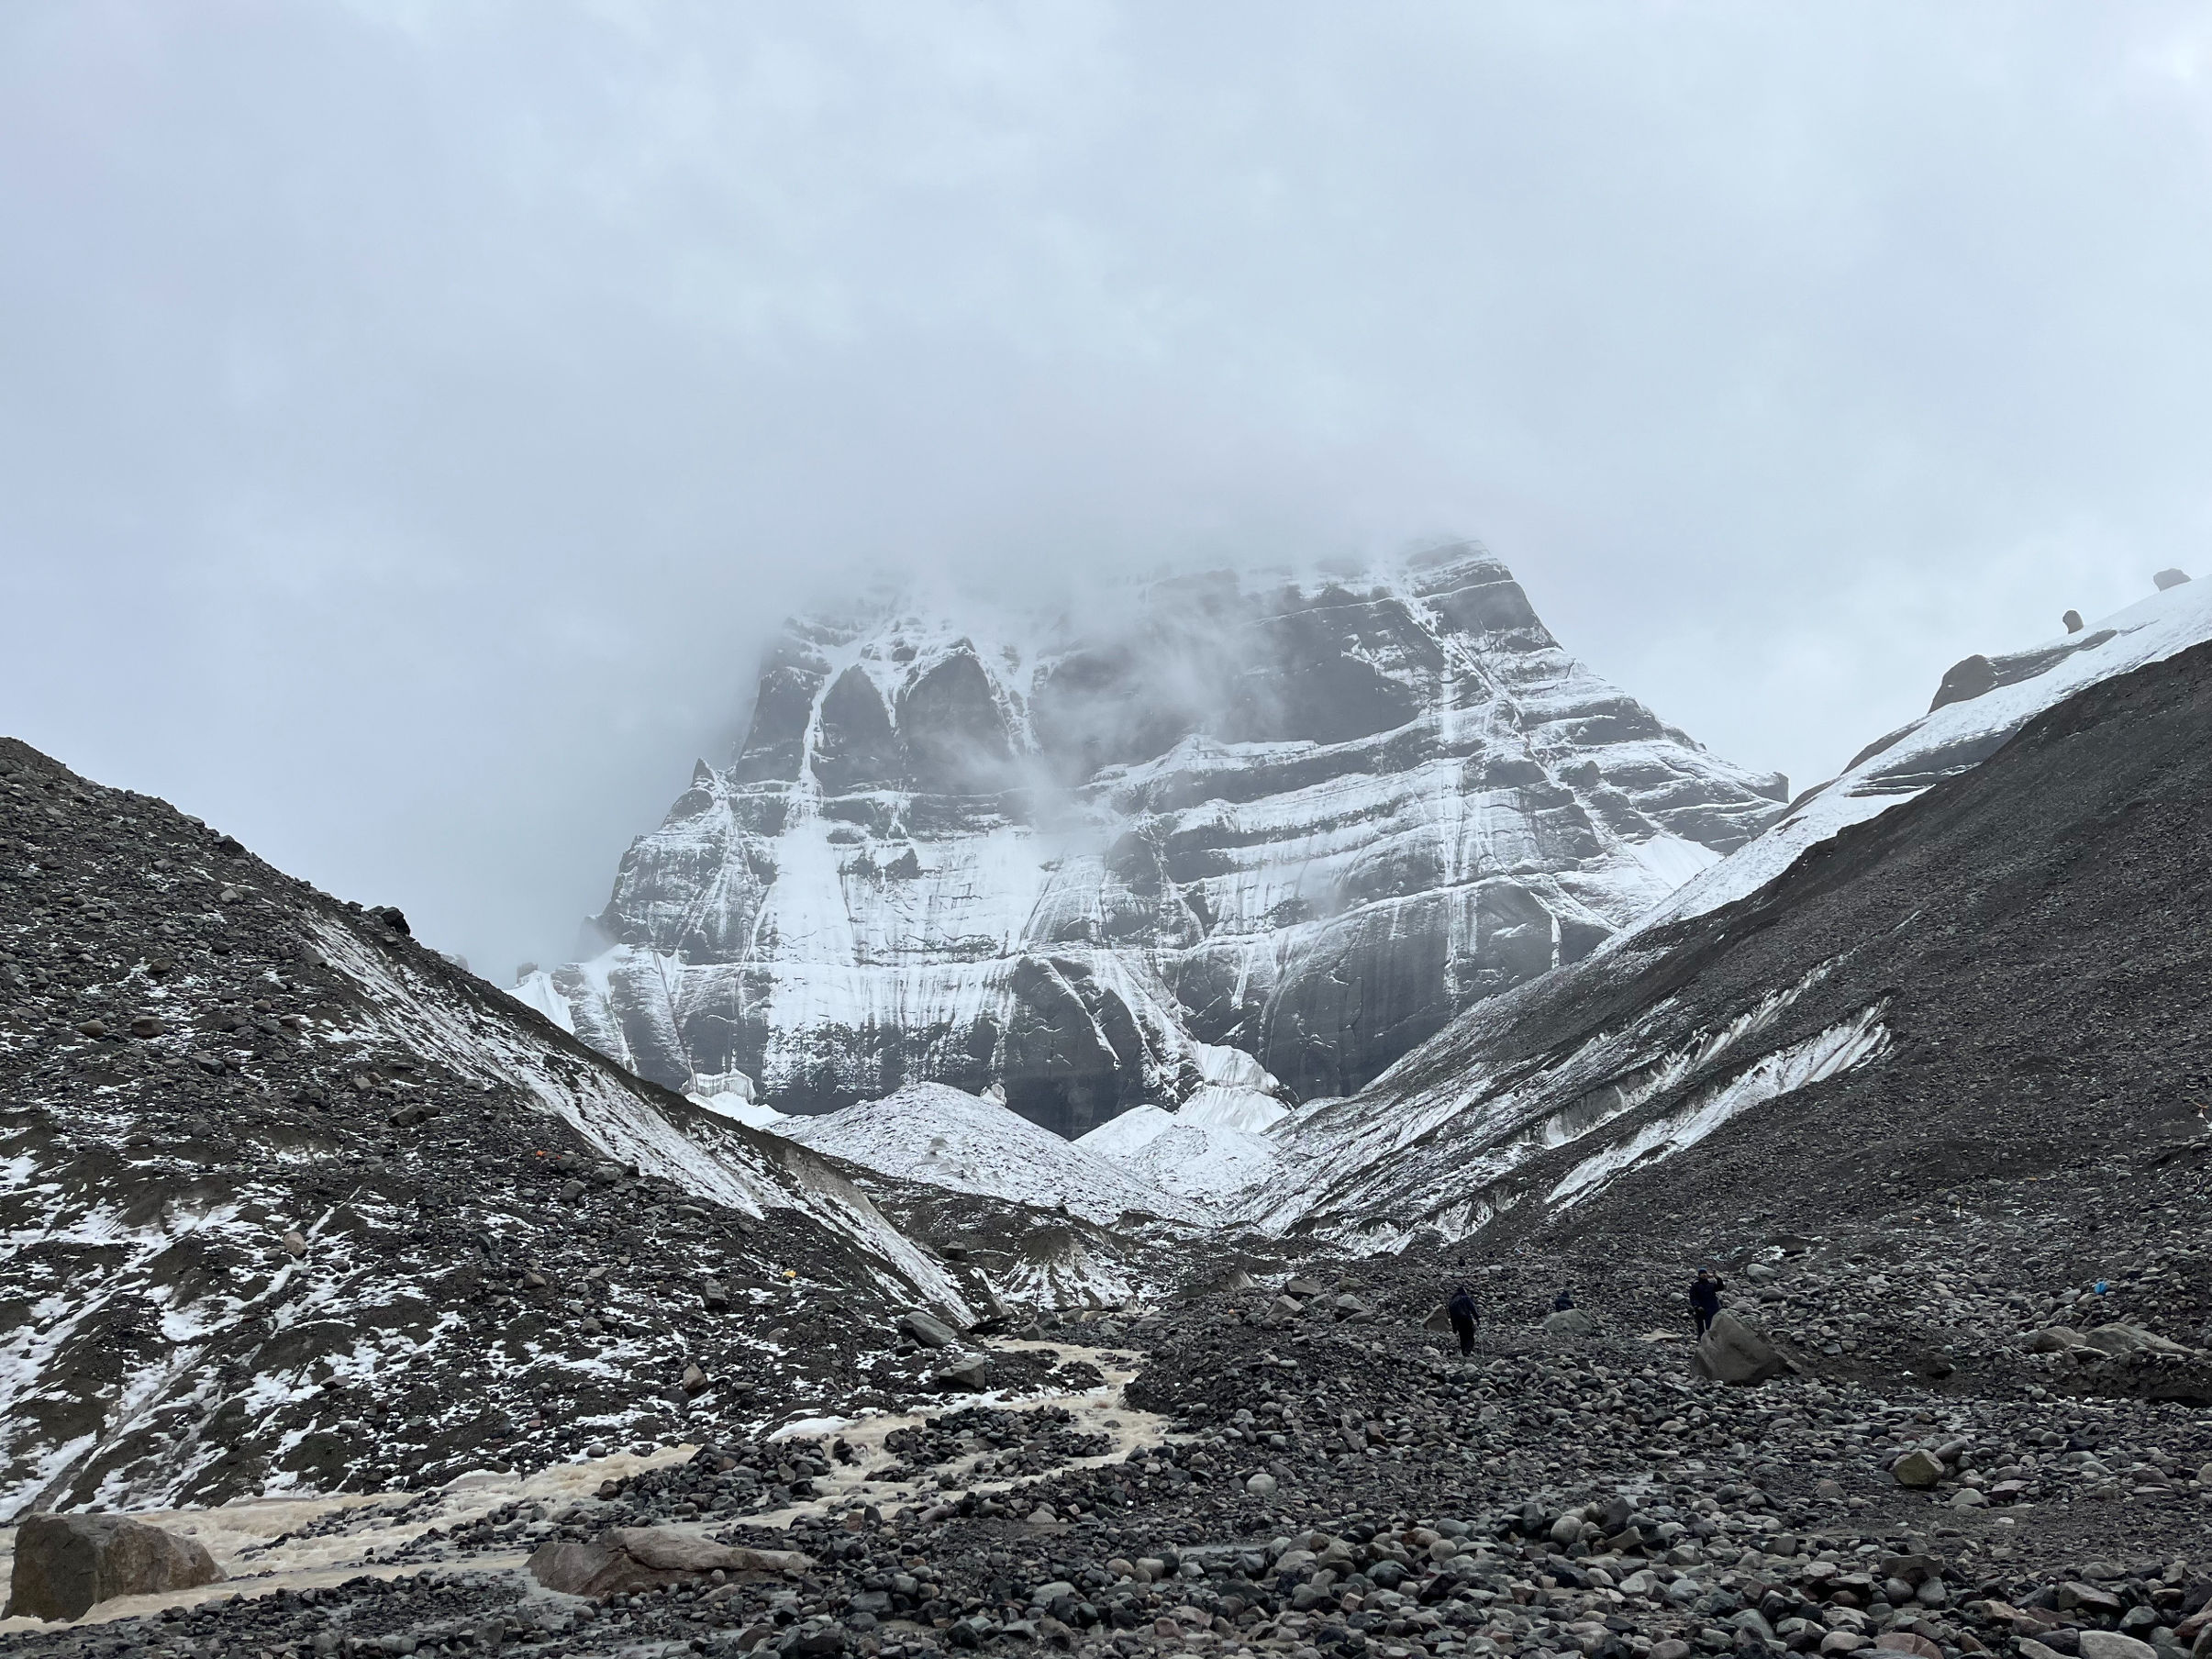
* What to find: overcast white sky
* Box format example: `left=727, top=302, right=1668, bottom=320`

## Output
left=6, top=3, right=2212, bottom=979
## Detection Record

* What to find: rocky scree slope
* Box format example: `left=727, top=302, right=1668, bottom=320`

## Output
left=1251, top=630, right=2212, bottom=1263
left=0, top=738, right=986, bottom=1519
left=523, top=546, right=1787, bottom=1132
left=16, top=1246, right=2212, bottom=1659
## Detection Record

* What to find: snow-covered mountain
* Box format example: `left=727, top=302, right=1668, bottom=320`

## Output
left=525, top=545, right=1790, bottom=1135
left=790, top=573, right=2212, bottom=1249
left=774, top=1083, right=1205, bottom=1225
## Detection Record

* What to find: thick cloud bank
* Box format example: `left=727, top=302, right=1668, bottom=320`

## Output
left=4, top=4, right=2211, bottom=976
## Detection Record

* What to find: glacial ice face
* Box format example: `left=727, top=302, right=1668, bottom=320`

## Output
left=535, top=545, right=1789, bottom=1136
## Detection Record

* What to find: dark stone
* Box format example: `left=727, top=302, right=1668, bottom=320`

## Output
left=1930, top=654, right=1998, bottom=711
left=816, top=666, right=906, bottom=796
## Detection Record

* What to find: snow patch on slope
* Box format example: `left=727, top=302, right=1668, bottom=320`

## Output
left=1070, top=1076, right=1293, bottom=1206
left=1546, top=1001, right=1892, bottom=1208
left=690, top=1091, right=788, bottom=1131
left=1073, top=1106, right=1175, bottom=1160
left=774, top=1085, right=1197, bottom=1224
left=1106, top=1120, right=1283, bottom=1203
left=510, top=971, right=574, bottom=1034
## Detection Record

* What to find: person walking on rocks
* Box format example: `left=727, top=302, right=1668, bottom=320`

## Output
left=1689, top=1268, right=1723, bottom=1339
left=1552, top=1287, right=1575, bottom=1312
left=1447, top=1285, right=1478, bottom=1355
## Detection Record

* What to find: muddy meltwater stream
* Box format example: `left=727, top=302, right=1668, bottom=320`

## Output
left=0, top=1342, right=1167, bottom=1632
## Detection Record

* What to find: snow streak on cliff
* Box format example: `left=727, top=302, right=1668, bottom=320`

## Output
left=528, top=546, right=1788, bottom=1135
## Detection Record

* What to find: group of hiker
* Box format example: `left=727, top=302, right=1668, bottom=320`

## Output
left=1440, top=1267, right=1725, bottom=1354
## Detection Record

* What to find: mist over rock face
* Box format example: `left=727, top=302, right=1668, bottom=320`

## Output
left=530, top=547, right=1788, bottom=1133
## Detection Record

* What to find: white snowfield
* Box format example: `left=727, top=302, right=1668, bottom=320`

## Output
left=773, top=1084, right=1208, bottom=1225
left=1635, top=575, right=2212, bottom=935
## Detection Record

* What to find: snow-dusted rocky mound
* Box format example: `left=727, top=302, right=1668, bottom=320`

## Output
left=528, top=545, right=1789, bottom=1135
left=0, top=738, right=966, bottom=1518
left=1636, top=573, right=2212, bottom=934
left=773, top=1083, right=1202, bottom=1223
left=1073, top=1086, right=1291, bottom=1205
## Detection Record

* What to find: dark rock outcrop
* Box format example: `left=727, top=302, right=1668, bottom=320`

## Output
left=1929, top=653, right=1997, bottom=710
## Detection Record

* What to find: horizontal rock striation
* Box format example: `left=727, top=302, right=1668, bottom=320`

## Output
left=530, top=547, right=1786, bottom=1133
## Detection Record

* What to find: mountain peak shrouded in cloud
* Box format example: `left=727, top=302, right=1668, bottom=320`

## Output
left=518, top=546, right=1790, bottom=1131
left=6, top=4, right=2212, bottom=985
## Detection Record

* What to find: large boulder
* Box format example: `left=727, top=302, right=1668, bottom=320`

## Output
left=897, top=1308, right=961, bottom=1350
left=1544, top=1308, right=1598, bottom=1337
left=932, top=1353, right=991, bottom=1392
left=1893, top=1449, right=1946, bottom=1488
left=6, top=1513, right=225, bottom=1621
left=1690, top=1311, right=1788, bottom=1385
left=528, top=1528, right=812, bottom=1598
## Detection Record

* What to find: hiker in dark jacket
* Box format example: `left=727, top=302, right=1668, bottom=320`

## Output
left=1552, top=1288, right=1575, bottom=1312
left=1447, top=1286, right=1478, bottom=1355
left=1689, top=1269, right=1724, bottom=1338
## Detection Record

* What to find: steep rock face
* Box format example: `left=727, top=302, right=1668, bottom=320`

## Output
left=529, top=547, right=1789, bottom=1134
